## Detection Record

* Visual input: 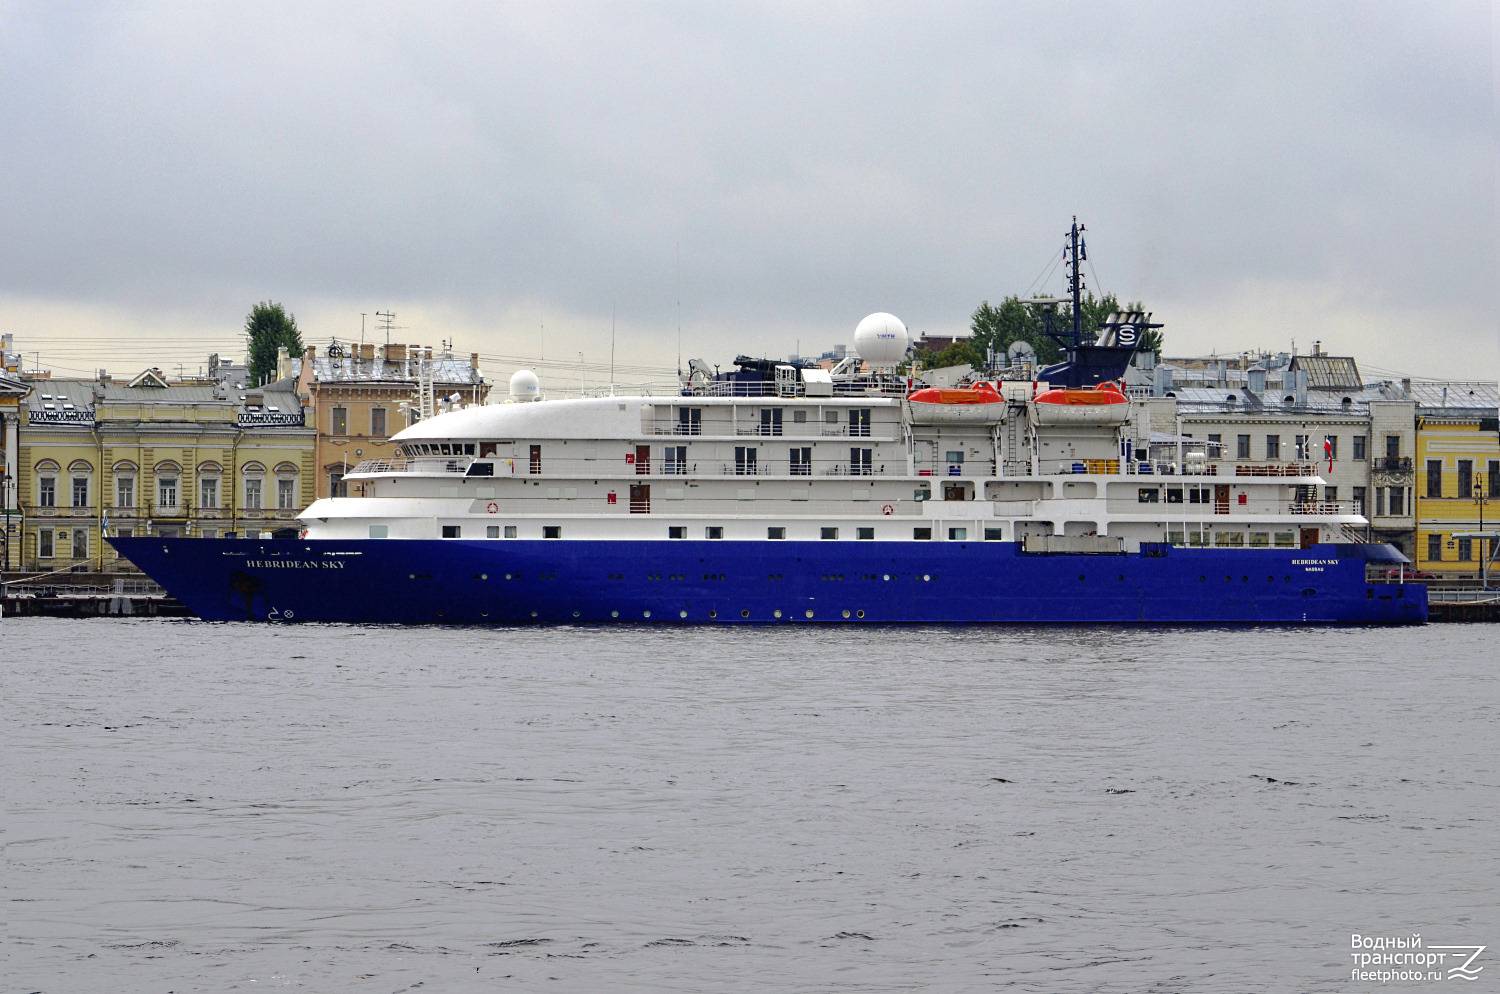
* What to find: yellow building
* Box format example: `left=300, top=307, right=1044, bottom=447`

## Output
left=16, top=368, right=315, bottom=572
left=283, top=342, right=488, bottom=499
left=1413, top=383, right=1499, bottom=579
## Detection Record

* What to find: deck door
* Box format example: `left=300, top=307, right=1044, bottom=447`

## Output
left=635, top=445, right=651, bottom=475
left=629, top=484, right=651, bottom=514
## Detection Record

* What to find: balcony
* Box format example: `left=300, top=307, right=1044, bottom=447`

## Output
left=1380, top=456, right=1413, bottom=473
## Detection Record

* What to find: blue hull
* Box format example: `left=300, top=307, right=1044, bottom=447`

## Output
left=108, top=537, right=1427, bottom=625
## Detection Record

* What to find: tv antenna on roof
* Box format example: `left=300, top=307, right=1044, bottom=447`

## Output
left=375, top=311, right=398, bottom=344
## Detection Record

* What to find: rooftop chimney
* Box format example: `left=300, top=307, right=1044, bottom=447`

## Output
left=471, top=352, right=480, bottom=370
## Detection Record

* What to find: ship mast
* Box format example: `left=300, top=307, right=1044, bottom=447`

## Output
left=1066, top=216, right=1086, bottom=350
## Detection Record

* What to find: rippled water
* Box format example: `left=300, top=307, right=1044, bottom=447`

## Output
left=7, top=620, right=1497, bottom=992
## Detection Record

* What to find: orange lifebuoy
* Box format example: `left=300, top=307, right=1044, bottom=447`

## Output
left=486, top=502, right=498, bottom=514
left=881, top=504, right=894, bottom=515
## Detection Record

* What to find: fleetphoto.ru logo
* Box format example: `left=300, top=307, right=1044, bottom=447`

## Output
left=1350, top=934, right=1485, bottom=983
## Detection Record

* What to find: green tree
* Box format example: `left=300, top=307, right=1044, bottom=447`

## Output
left=918, top=292, right=1162, bottom=370
left=245, top=301, right=303, bottom=386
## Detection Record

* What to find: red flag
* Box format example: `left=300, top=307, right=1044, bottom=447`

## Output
left=1324, top=437, right=1333, bottom=473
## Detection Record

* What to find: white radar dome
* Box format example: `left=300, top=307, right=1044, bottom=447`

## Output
left=853, top=312, right=909, bottom=368
left=508, top=369, right=541, bottom=402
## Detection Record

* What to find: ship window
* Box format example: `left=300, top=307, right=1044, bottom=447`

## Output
left=504, top=525, right=517, bottom=538
left=1249, top=532, right=1270, bottom=547
left=948, top=527, right=967, bottom=541
left=464, top=444, right=475, bottom=455
left=1274, top=531, right=1296, bottom=547
left=1138, top=488, right=1160, bottom=503
left=543, top=525, right=561, bottom=539
left=945, top=451, right=963, bottom=464
left=369, top=525, right=389, bottom=538
left=1166, top=487, right=1183, bottom=503
left=793, top=410, right=807, bottom=423
left=1189, top=487, right=1210, bottom=504
left=1167, top=530, right=1184, bottom=546
left=442, top=525, right=461, bottom=538
left=821, top=527, right=839, bottom=540
left=825, top=410, right=838, bottom=424
left=486, top=525, right=499, bottom=538
left=856, top=527, right=874, bottom=540
left=705, top=526, right=723, bottom=539
left=669, top=526, right=687, bottom=539
left=767, top=526, right=786, bottom=540
left=984, top=527, right=1003, bottom=541
left=913, top=527, right=932, bottom=540
left=1214, top=531, right=1245, bottom=547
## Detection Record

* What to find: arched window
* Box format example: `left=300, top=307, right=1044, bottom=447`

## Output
left=241, top=462, right=266, bottom=510
left=34, top=459, right=59, bottom=508
left=68, top=459, right=94, bottom=508
left=325, top=463, right=347, bottom=498
left=112, top=460, right=138, bottom=509
left=274, top=462, right=299, bottom=510
left=197, top=461, right=222, bottom=510
left=155, top=461, right=182, bottom=509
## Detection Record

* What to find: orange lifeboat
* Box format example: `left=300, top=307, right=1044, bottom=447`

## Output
left=905, top=382, right=1006, bottom=424
left=907, top=382, right=1002, bottom=406
left=1029, top=382, right=1130, bottom=425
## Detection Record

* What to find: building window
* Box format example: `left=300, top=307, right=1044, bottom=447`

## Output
left=328, top=471, right=346, bottom=498
left=1265, top=435, right=1280, bottom=460
left=1389, top=487, right=1404, bottom=516
left=1294, top=435, right=1310, bottom=460
left=38, top=528, right=54, bottom=558
left=1353, top=435, right=1367, bottom=460
left=1457, top=459, right=1473, bottom=498
left=200, top=477, right=218, bottom=509
left=664, top=445, right=687, bottom=475
left=158, top=478, right=178, bottom=508
left=332, top=406, right=348, bottom=435
left=1426, top=459, right=1443, bottom=499
left=790, top=447, right=812, bottom=476
left=821, top=527, right=839, bottom=540
left=1352, top=486, right=1366, bottom=514
left=851, top=448, right=873, bottom=476
left=1375, top=487, right=1386, bottom=516
left=1236, top=434, right=1251, bottom=459
left=1207, top=433, right=1222, bottom=458
left=38, top=475, right=56, bottom=508
left=1428, top=533, right=1442, bottom=562
left=1457, top=537, right=1473, bottom=561
left=72, top=529, right=88, bottom=559
left=371, top=407, right=387, bottom=436
left=116, top=477, right=135, bottom=508
left=277, top=478, right=296, bottom=509
left=767, top=526, right=785, bottom=539
left=1386, top=435, right=1400, bottom=459
left=244, top=477, right=262, bottom=510
left=1324, top=436, right=1338, bottom=460
left=72, top=476, right=89, bottom=507
left=735, top=446, right=757, bottom=475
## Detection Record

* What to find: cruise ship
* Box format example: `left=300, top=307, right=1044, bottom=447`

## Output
left=112, top=229, right=1426, bottom=625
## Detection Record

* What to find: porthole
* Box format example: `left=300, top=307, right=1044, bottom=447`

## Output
left=773, top=609, right=782, bottom=618
left=611, top=610, right=619, bottom=618
left=856, top=610, right=865, bottom=618
left=481, top=573, right=488, bottom=580
left=741, top=609, right=749, bottom=618
left=409, top=573, right=416, bottom=579
left=505, top=573, right=513, bottom=580
left=480, top=611, right=488, bottom=618
left=1078, top=574, right=1086, bottom=581
left=922, top=574, right=931, bottom=581
left=842, top=610, right=850, bottom=618
left=709, top=610, right=717, bottom=619
left=643, top=610, right=651, bottom=618
left=572, top=609, right=580, bottom=617
left=679, top=610, right=687, bottom=618
left=805, top=610, right=814, bottom=618
left=883, top=574, right=890, bottom=581
left=530, top=610, right=538, bottom=617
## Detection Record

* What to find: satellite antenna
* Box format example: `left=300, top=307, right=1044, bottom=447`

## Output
left=1007, top=340, right=1037, bottom=365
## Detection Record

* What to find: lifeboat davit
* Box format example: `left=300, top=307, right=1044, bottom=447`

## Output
left=905, top=382, right=1006, bottom=424
left=1029, top=382, right=1130, bottom=425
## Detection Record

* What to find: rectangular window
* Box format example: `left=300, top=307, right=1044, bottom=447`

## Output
left=705, top=526, right=723, bottom=539
left=1353, top=435, right=1367, bottom=460
left=1274, top=531, right=1296, bottom=548
left=1457, top=537, right=1472, bottom=562
left=1265, top=435, right=1280, bottom=460
left=370, top=407, right=387, bottom=436
left=277, top=478, right=296, bottom=509
left=825, top=410, right=838, bottom=424
left=849, top=409, right=871, bottom=437
left=370, top=525, right=390, bottom=538
left=1426, top=459, right=1443, bottom=498
left=760, top=408, right=783, bottom=436
left=821, top=527, right=839, bottom=540
left=159, top=478, right=178, bottom=507
left=1189, top=487, right=1210, bottom=504
left=543, top=525, right=562, bottom=539
left=39, top=528, right=54, bottom=558
left=441, top=525, right=461, bottom=538
left=1352, top=486, right=1366, bottom=515
left=735, top=446, right=758, bottom=475
left=948, top=527, right=967, bottom=541
left=1166, top=487, right=1183, bottom=504
left=984, top=527, right=1003, bottom=541
left=850, top=448, right=873, bottom=476
left=1138, top=488, right=1160, bottom=503
left=199, top=478, right=218, bottom=509
left=38, top=476, right=55, bottom=507
left=790, top=447, right=812, bottom=476
left=1390, top=487, right=1404, bottom=516
left=117, top=477, right=135, bottom=508
left=1249, top=532, right=1270, bottom=547
left=504, top=525, right=517, bottom=538
left=913, top=527, right=932, bottom=540
left=328, top=471, right=346, bottom=498
left=1324, top=435, right=1338, bottom=460
left=664, top=445, right=687, bottom=475
left=766, top=526, right=785, bottom=540
left=945, top=450, right=964, bottom=465
left=677, top=407, right=701, bottom=435
left=332, top=406, right=348, bottom=435
left=792, top=410, right=807, bottom=423
left=669, top=526, right=688, bottom=539
left=483, top=525, right=499, bottom=538
left=1236, top=434, right=1250, bottom=459
left=857, top=527, right=875, bottom=540
left=529, top=445, right=542, bottom=474
left=1386, top=434, right=1400, bottom=459
left=1324, top=486, right=1337, bottom=502
left=244, top=478, right=262, bottom=510
left=1491, top=460, right=1500, bottom=498
left=71, top=476, right=89, bottom=507
left=1457, top=459, right=1473, bottom=498
left=1207, top=433, right=1222, bottom=458
left=1375, top=487, right=1386, bottom=516
left=1428, top=533, right=1442, bottom=562
left=200, top=528, right=216, bottom=540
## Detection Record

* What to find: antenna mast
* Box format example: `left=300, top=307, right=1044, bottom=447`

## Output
left=1066, top=216, right=1087, bottom=349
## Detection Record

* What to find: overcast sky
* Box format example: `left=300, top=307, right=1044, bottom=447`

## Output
left=2, top=1, right=1495, bottom=390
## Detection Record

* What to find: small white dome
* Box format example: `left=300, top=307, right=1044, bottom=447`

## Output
left=853, top=312, right=909, bottom=368
left=509, top=369, right=541, bottom=402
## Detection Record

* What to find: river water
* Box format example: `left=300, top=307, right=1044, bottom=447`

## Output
left=6, top=620, right=1496, bottom=992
